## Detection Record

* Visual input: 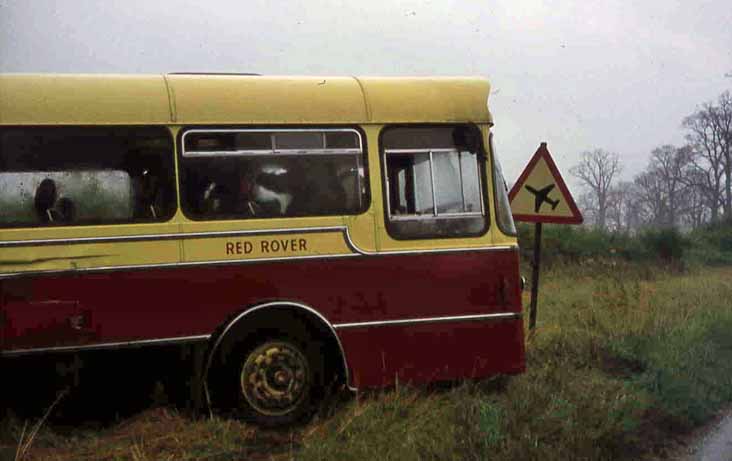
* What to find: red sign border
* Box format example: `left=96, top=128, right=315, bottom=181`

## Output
left=508, top=142, right=583, bottom=224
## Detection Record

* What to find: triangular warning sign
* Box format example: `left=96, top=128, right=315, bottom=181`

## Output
left=509, top=143, right=583, bottom=224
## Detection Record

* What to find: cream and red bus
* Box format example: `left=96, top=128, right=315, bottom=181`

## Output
left=0, top=73, right=524, bottom=425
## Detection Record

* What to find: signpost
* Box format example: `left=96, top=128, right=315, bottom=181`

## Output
left=509, top=143, right=583, bottom=330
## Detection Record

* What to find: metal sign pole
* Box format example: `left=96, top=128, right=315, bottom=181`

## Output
left=508, top=143, right=582, bottom=330
left=529, top=222, right=542, bottom=330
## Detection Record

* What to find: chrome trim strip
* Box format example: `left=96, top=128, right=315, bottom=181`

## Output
left=182, top=149, right=362, bottom=157
left=341, top=226, right=517, bottom=256
left=458, top=151, right=467, bottom=211
left=0, top=251, right=359, bottom=279
left=385, top=148, right=457, bottom=154
left=0, top=334, right=211, bottom=357
left=429, top=149, right=438, bottom=216
left=203, top=301, right=355, bottom=391
left=332, top=312, right=521, bottom=330
left=389, top=213, right=483, bottom=221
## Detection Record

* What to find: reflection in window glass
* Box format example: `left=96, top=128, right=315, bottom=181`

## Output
left=235, top=132, right=271, bottom=151
left=180, top=129, right=367, bottom=220
left=0, top=126, right=175, bottom=228
left=490, top=135, right=517, bottom=235
left=387, top=153, right=433, bottom=215
left=383, top=126, right=488, bottom=239
left=274, top=132, right=322, bottom=150
left=433, top=152, right=482, bottom=214
left=325, top=131, right=359, bottom=149
left=460, top=153, right=482, bottom=213
left=433, top=152, right=460, bottom=214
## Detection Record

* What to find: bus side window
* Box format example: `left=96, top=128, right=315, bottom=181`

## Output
left=0, top=127, right=176, bottom=228
left=179, top=129, right=367, bottom=221
left=381, top=125, right=488, bottom=239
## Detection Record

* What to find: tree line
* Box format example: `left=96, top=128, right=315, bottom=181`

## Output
left=571, top=90, right=732, bottom=232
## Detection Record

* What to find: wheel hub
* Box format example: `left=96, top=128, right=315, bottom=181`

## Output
left=240, top=342, right=309, bottom=416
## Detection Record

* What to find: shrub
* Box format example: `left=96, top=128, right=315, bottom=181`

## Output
left=517, top=224, right=633, bottom=267
left=515, top=224, right=730, bottom=269
left=638, top=228, right=690, bottom=263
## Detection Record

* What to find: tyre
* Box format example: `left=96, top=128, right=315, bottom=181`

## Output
left=222, top=337, right=323, bottom=426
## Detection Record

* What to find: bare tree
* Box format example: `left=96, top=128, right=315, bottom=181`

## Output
left=679, top=167, right=709, bottom=229
left=683, top=109, right=726, bottom=222
left=699, top=91, right=732, bottom=220
left=713, top=91, right=732, bottom=220
left=576, top=191, right=598, bottom=228
left=606, top=181, right=643, bottom=233
left=634, top=169, right=666, bottom=228
left=605, top=186, right=624, bottom=232
left=648, top=145, right=694, bottom=228
left=570, top=149, right=621, bottom=231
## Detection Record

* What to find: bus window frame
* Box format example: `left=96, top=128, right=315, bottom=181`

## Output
left=378, top=124, right=492, bottom=241
left=176, top=125, right=371, bottom=222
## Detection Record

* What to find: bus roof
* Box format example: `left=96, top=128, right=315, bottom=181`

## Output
left=0, top=73, right=493, bottom=126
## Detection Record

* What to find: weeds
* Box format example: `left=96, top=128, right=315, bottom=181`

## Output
left=13, top=389, right=67, bottom=461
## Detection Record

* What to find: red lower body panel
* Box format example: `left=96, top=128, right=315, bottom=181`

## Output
left=338, top=318, right=525, bottom=388
left=1, top=249, right=525, bottom=387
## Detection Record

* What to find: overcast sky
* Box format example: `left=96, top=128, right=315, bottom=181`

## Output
left=1, top=0, right=730, bottom=192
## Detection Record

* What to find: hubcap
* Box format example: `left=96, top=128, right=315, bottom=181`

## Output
left=240, top=342, right=309, bottom=416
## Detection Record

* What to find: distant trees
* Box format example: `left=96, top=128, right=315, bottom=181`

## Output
left=569, top=149, right=621, bottom=231
left=637, top=151, right=665, bottom=227
left=606, top=180, right=642, bottom=233
left=648, top=144, right=694, bottom=228
left=571, top=90, right=732, bottom=233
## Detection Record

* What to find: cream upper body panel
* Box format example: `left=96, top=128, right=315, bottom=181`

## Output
left=358, top=77, right=492, bottom=124
left=0, top=74, right=171, bottom=125
left=168, top=75, right=368, bottom=124
left=0, top=73, right=492, bottom=126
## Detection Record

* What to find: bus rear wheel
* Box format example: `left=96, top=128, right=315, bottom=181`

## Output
left=225, top=337, right=322, bottom=426
left=241, top=340, right=309, bottom=418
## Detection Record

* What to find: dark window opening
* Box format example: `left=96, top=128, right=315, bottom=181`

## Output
left=0, top=126, right=176, bottom=228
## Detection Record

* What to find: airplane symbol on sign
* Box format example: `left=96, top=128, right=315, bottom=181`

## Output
left=525, top=184, right=559, bottom=213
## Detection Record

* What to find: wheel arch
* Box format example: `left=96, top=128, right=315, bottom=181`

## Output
left=203, top=301, right=353, bottom=392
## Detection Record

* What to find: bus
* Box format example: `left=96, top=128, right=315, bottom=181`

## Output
left=0, top=73, right=525, bottom=425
